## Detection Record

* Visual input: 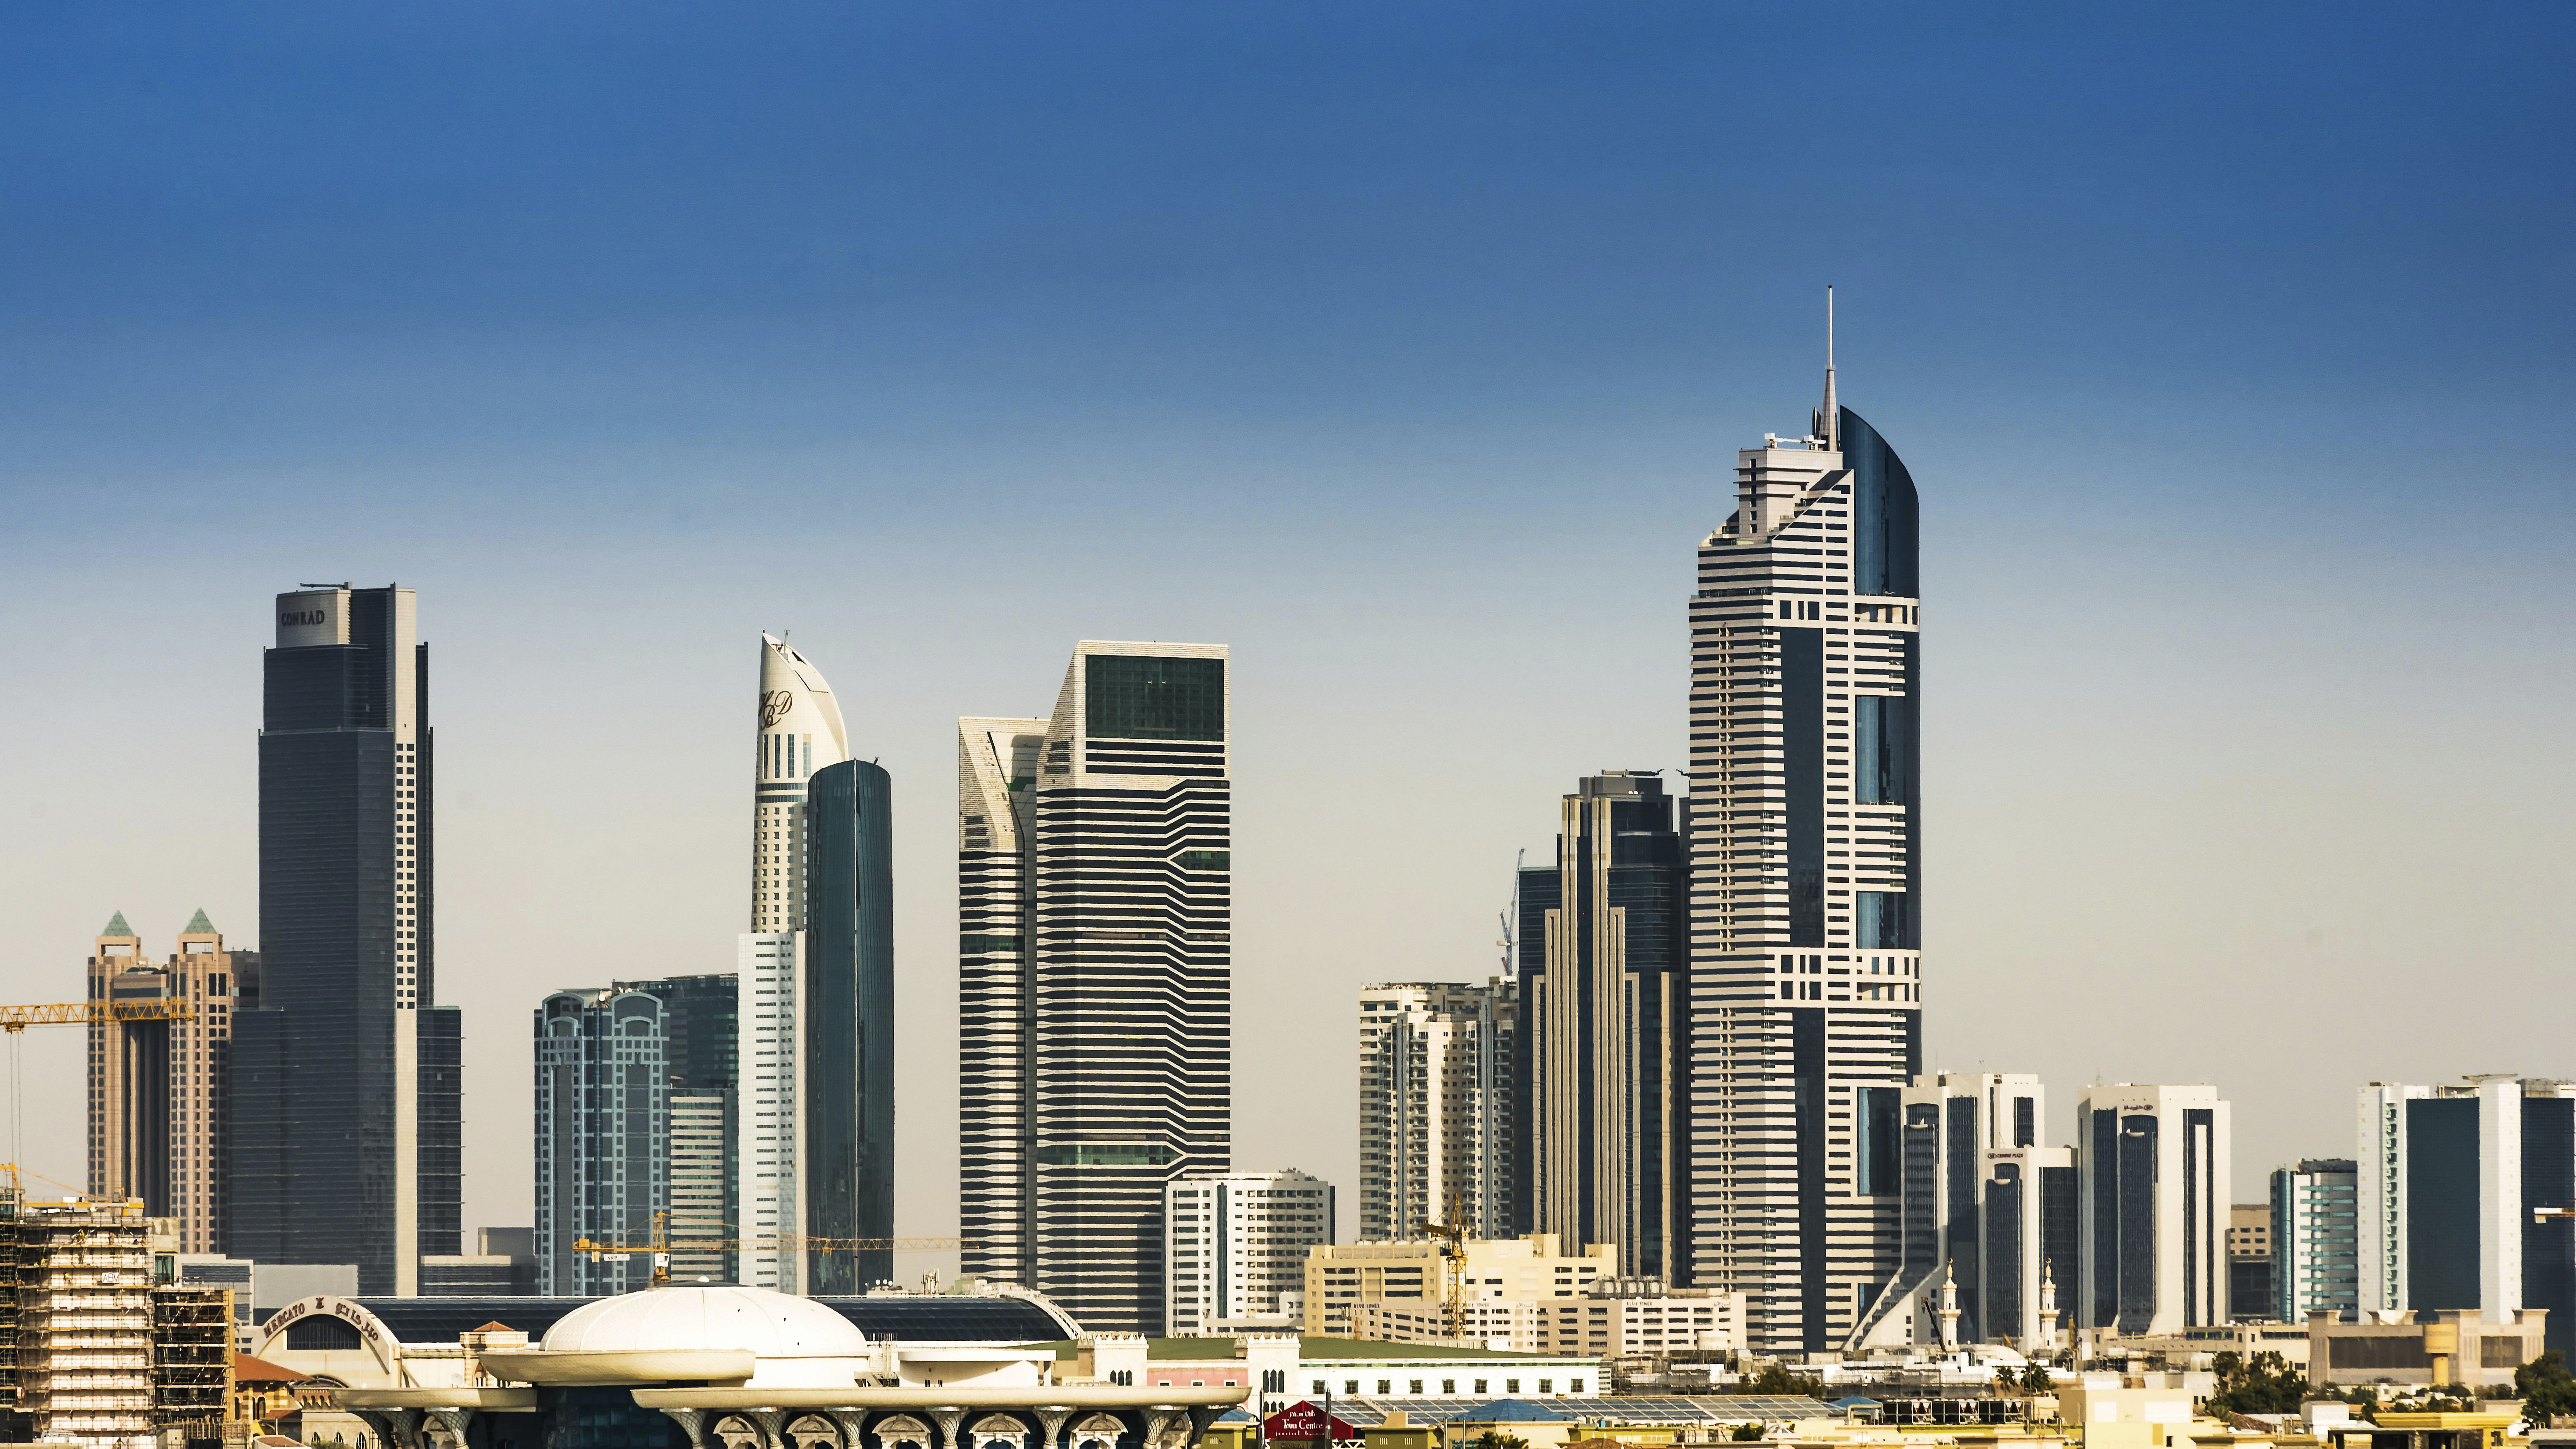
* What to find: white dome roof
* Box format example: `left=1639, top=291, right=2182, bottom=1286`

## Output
left=541, top=1286, right=870, bottom=1359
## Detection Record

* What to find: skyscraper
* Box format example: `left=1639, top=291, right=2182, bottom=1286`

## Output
left=1848, top=1073, right=2060, bottom=1350
left=1162, top=1168, right=1335, bottom=1336
left=86, top=912, right=260, bottom=1257
left=612, top=972, right=743, bottom=1284
left=232, top=584, right=459, bottom=1294
left=739, top=633, right=852, bottom=1292
left=1517, top=771, right=1685, bottom=1279
left=804, top=757, right=896, bottom=1291
left=958, top=713, right=1049, bottom=1287
left=751, top=633, right=849, bottom=935
left=956, top=642, right=1233, bottom=1333
left=2271, top=1158, right=2359, bottom=1323
left=2358, top=1077, right=2575, bottom=1351
left=533, top=988, right=669, bottom=1296
left=1683, top=328, right=1925, bottom=1351
left=1356, top=980, right=1518, bottom=1243
left=2077, top=1082, right=2232, bottom=1336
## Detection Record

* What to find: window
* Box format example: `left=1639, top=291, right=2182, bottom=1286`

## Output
left=1571, top=1379, right=1585, bottom=1393
left=1376, top=1381, right=1390, bottom=1396
left=1506, top=1380, right=1520, bottom=1394
left=1474, top=1380, right=1488, bottom=1395
left=1441, top=1380, right=1455, bottom=1395
left=1538, top=1379, right=1552, bottom=1393
left=1347, top=1382, right=1360, bottom=1395
left=1408, top=1381, right=1423, bottom=1396
left=1086, top=654, right=1226, bottom=741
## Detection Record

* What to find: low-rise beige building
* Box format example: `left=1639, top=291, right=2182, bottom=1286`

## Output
left=2306, top=1308, right=2546, bottom=1389
left=1304, top=1233, right=1614, bottom=1336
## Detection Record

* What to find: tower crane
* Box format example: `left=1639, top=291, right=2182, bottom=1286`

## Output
left=0, top=998, right=198, bottom=1184
left=1417, top=1190, right=1469, bottom=1339
left=572, top=1211, right=972, bottom=1285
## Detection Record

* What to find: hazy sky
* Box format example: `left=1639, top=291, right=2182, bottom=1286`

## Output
left=3, top=4, right=2571, bottom=1267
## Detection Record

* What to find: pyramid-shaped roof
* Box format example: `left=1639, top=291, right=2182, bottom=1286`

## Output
left=183, top=909, right=216, bottom=935
left=102, top=911, right=135, bottom=938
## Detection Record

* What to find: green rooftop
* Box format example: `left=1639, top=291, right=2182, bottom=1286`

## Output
left=102, top=911, right=135, bottom=938
left=183, top=908, right=216, bottom=935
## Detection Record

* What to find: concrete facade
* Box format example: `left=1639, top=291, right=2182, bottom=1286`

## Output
left=1165, top=1170, right=1337, bottom=1337
left=1357, top=982, right=1517, bottom=1244
left=86, top=912, right=258, bottom=1258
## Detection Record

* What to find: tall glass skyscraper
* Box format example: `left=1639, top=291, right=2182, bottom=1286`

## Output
left=1683, top=344, right=1925, bottom=1351
left=232, top=585, right=460, bottom=1294
left=804, top=758, right=896, bottom=1291
left=957, top=642, right=1233, bottom=1333
left=533, top=988, right=669, bottom=1296
left=1517, top=771, right=1684, bottom=1279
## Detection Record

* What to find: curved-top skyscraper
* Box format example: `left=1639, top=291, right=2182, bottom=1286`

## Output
left=1684, top=333, right=1924, bottom=1353
left=752, top=633, right=849, bottom=933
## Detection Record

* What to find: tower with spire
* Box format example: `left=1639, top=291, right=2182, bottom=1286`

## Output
left=1683, top=293, right=1925, bottom=1352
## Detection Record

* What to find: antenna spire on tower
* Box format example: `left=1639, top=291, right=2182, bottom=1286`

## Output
left=1814, top=284, right=1841, bottom=451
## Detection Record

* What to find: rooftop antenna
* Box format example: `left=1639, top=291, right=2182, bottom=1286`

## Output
left=1812, top=285, right=1840, bottom=451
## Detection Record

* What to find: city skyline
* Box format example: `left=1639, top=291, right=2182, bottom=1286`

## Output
left=5, top=3, right=2573, bottom=1272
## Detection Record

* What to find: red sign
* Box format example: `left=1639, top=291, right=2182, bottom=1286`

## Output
left=1263, top=1404, right=1359, bottom=1441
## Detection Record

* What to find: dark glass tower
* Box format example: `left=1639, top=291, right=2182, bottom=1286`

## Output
left=804, top=758, right=896, bottom=1291
left=1516, top=771, right=1686, bottom=1279
left=231, top=585, right=460, bottom=1293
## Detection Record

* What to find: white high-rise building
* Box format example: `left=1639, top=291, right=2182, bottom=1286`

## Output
left=956, top=642, right=1234, bottom=1333
left=2358, top=1076, right=2576, bottom=1332
left=1358, top=981, right=1518, bottom=1243
left=1683, top=314, right=1926, bottom=1351
left=1848, top=1073, right=2055, bottom=1350
left=2077, top=1083, right=2232, bottom=1335
left=958, top=713, right=1049, bottom=1288
left=1162, top=1168, right=1335, bottom=1337
left=739, top=633, right=849, bottom=1291
left=752, top=633, right=849, bottom=934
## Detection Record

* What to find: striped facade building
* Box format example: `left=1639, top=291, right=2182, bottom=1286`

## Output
left=1683, top=353, right=1925, bottom=1351
left=958, top=642, right=1234, bottom=1333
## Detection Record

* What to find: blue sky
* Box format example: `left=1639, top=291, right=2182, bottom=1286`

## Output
left=1, top=4, right=2569, bottom=1250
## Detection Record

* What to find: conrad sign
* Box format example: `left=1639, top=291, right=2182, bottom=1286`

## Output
left=275, top=588, right=348, bottom=648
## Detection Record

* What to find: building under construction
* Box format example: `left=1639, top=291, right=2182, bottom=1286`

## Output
left=0, top=1191, right=233, bottom=1447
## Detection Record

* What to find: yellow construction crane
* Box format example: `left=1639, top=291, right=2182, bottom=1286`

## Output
left=573, top=1212, right=972, bottom=1285
left=1417, top=1190, right=1469, bottom=1339
left=0, top=998, right=198, bottom=1031
left=1, top=998, right=199, bottom=1178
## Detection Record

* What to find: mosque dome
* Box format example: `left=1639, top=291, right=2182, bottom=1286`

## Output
left=542, top=1285, right=871, bottom=1360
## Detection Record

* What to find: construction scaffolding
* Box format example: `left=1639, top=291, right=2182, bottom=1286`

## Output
left=0, top=1188, right=234, bottom=1449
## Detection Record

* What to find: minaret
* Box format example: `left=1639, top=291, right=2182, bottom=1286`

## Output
left=2038, top=1257, right=2061, bottom=1351
left=1937, top=1260, right=1962, bottom=1351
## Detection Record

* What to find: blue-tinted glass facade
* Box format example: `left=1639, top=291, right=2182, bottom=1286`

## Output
left=805, top=760, right=897, bottom=1291
left=1780, top=631, right=1825, bottom=945
left=1855, top=1087, right=1900, bottom=1198
left=2089, top=1108, right=2120, bottom=1327
left=1843, top=407, right=1920, bottom=599
left=2526, top=1098, right=2575, bottom=1353
left=2407, top=1096, right=2481, bottom=1310
left=1946, top=1097, right=1981, bottom=1338
left=1985, top=1164, right=2025, bottom=1340
left=2117, top=1114, right=2159, bottom=1334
